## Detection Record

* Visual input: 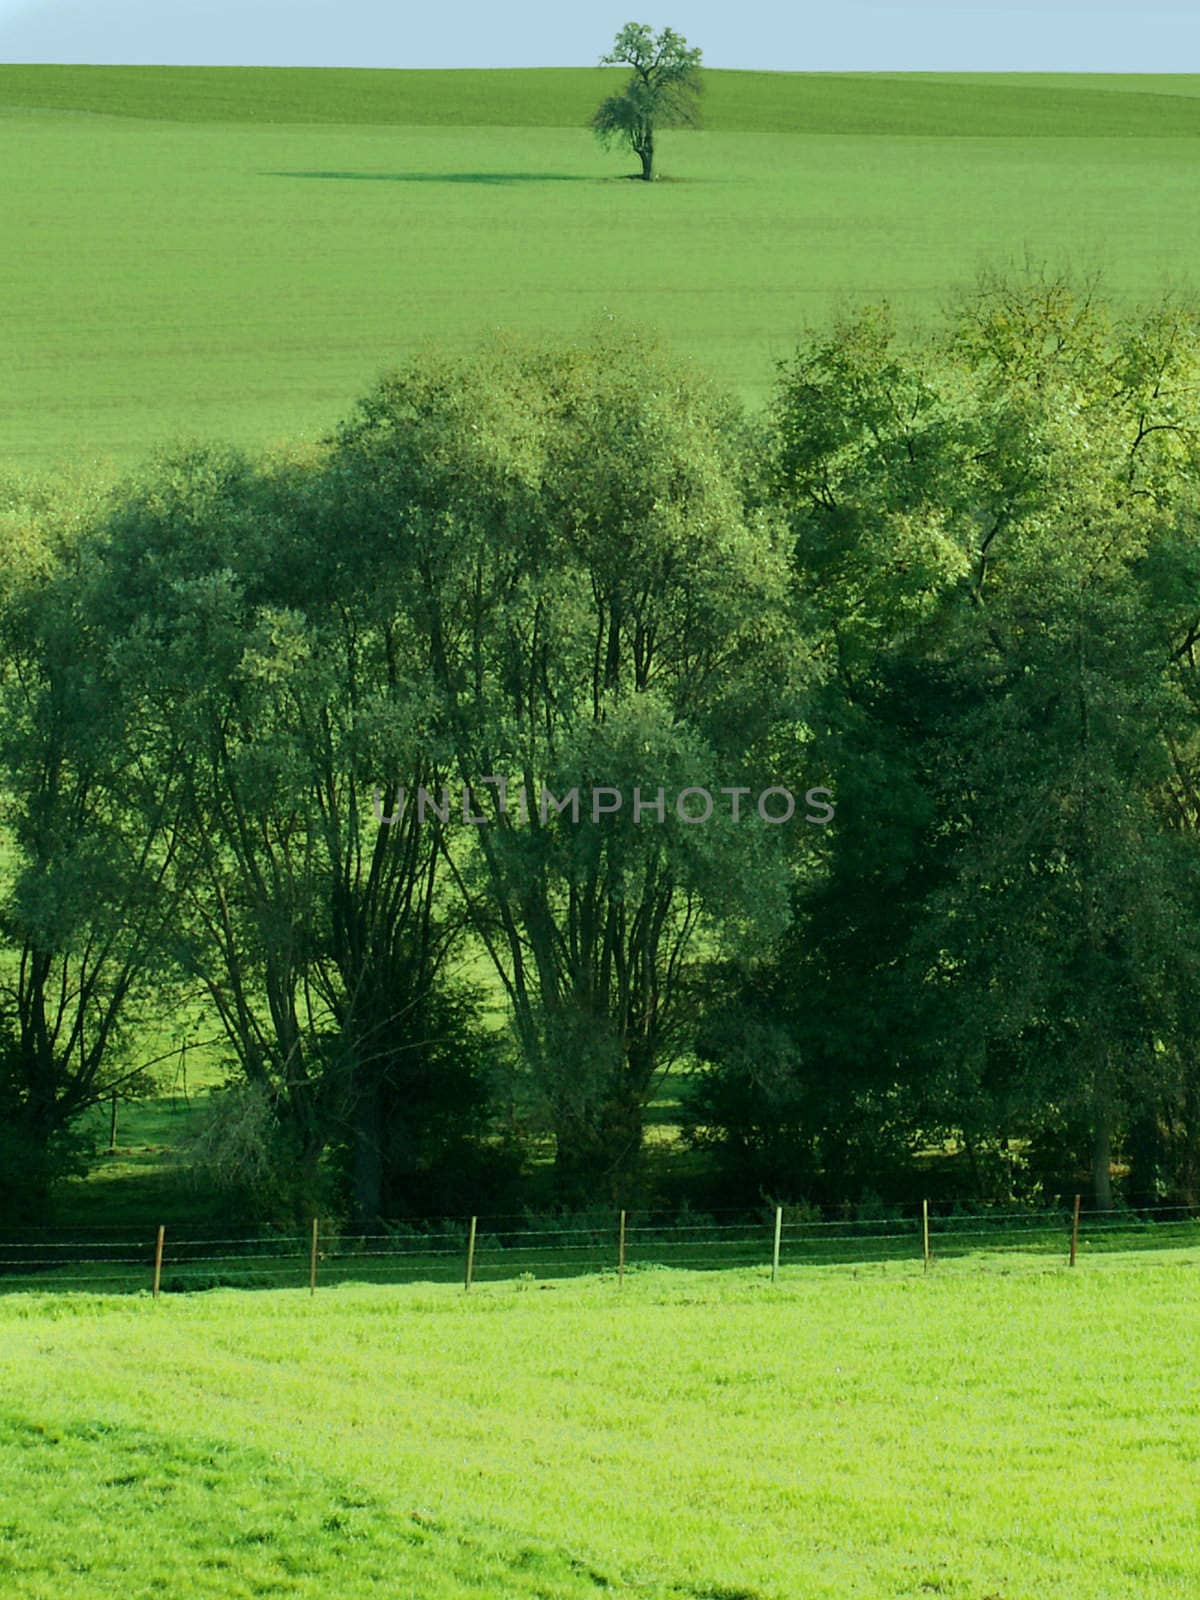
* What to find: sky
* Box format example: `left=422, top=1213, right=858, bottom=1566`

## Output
left=0, top=0, right=1197, bottom=73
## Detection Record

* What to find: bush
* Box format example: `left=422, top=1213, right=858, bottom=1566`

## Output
left=0, top=1120, right=93, bottom=1226
left=177, top=1078, right=327, bottom=1226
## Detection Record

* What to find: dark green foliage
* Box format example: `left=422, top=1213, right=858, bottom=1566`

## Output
left=693, top=274, right=1200, bottom=1211
left=329, top=328, right=803, bottom=1205
left=0, top=476, right=189, bottom=1217
left=682, top=993, right=918, bottom=1207
left=0, top=1114, right=92, bottom=1227
left=591, top=24, right=703, bottom=181
left=331, top=985, right=526, bottom=1223
left=8, top=285, right=1200, bottom=1225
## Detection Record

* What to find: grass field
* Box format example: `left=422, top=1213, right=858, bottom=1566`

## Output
left=2, top=1258, right=1197, bottom=1598
left=4, top=69, right=1199, bottom=1592
left=3, top=68, right=1200, bottom=471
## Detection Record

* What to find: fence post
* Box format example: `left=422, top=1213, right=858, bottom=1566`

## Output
left=464, top=1215, right=477, bottom=1293
left=152, top=1225, right=165, bottom=1300
left=109, top=1092, right=118, bottom=1154
left=771, top=1205, right=783, bottom=1284
left=618, top=1209, right=627, bottom=1286
left=922, top=1200, right=930, bottom=1275
left=309, top=1217, right=319, bottom=1296
left=1069, top=1194, right=1081, bottom=1268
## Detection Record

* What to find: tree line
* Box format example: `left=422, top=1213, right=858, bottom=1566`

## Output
left=4, top=274, right=1200, bottom=1227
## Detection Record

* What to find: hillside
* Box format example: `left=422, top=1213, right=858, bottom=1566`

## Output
left=3, top=67, right=1199, bottom=470
left=4, top=64, right=1200, bottom=134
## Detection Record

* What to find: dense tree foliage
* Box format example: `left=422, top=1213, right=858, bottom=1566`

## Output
left=80, top=449, right=506, bottom=1227
left=0, top=475, right=191, bottom=1218
left=692, top=277, right=1200, bottom=1209
left=5, top=279, right=1200, bottom=1223
left=328, top=332, right=806, bottom=1201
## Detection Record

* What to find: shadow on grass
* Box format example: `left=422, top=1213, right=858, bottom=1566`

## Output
left=261, top=169, right=594, bottom=185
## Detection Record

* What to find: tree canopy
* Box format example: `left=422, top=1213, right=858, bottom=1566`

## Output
left=591, top=22, right=703, bottom=182
left=7, top=278, right=1200, bottom=1224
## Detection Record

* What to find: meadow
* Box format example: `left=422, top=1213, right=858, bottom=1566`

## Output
left=4, top=68, right=1200, bottom=1598
left=3, top=67, right=1200, bottom=471
left=1, top=1257, right=1197, bottom=1599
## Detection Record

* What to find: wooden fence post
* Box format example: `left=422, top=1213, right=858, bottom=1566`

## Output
left=771, top=1205, right=783, bottom=1284
left=618, top=1209, right=627, bottom=1286
left=922, top=1200, right=930, bottom=1275
left=464, top=1215, right=477, bottom=1293
left=309, top=1217, right=319, bottom=1296
left=152, top=1225, right=165, bottom=1300
left=1069, top=1194, right=1081, bottom=1268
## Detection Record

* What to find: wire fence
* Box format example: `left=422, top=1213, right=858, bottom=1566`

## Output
left=2, top=1198, right=1200, bottom=1296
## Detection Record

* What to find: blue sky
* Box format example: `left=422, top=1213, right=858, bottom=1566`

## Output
left=0, top=0, right=1197, bottom=73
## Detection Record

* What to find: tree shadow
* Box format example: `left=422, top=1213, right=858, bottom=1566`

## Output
left=260, top=170, right=594, bottom=185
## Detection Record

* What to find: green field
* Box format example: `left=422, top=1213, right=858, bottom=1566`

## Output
left=3, top=67, right=1200, bottom=471
left=2, top=1258, right=1197, bottom=1599
left=5, top=64, right=1200, bottom=1600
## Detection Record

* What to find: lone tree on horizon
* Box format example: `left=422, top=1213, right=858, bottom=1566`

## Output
left=591, top=22, right=703, bottom=182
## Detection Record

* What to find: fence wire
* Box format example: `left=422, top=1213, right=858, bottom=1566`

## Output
left=2, top=1201, right=1199, bottom=1296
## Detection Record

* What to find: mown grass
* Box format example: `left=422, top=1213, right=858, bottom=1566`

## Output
left=1, top=1257, right=1198, bottom=1597
left=3, top=70, right=1200, bottom=471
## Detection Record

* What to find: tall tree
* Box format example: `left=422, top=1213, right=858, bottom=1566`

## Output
left=914, top=278, right=1200, bottom=1208
left=334, top=330, right=807, bottom=1201
left=0, top=477, right=191, bottom=1220
left=696, top=277, right=1200, bottom=1210
left=591, top=22, right=703, bottom=182
left=92, top=447, right=495, bottom=1225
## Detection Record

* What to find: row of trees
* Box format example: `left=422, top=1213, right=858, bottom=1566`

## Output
left=4, top=274, right=1200, bottom=1224
left=691, top=277, right=1200, bottom=1211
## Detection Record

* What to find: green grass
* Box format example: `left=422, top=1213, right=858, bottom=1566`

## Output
left=1, top=1257, right=1198, bottom=1597
left=6, top=63, right=1200, bottom=1229
left=63, top=1087, right=225, bottom=1233
left=9, top=1202, right=1200, bottom=1295
left=3, top=69, right=1200, bottom=472
left=4, top=65, right=1200, bottom=133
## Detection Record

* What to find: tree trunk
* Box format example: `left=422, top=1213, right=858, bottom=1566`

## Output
left=0, top=1110, right=57, bottom=1225
left=639, top=132, right=654, bottom=182
left=290, top=1128, right=326, bottom=1229
left=962, top=1126, right=983, bottom=1198
left=1091, top=1110, right=1114, bottom=1212
left=1177, top=1070, right=1200, bottom=1206
left=1126, top=1105, right=1164, bottom=1208
left=351, top=1083, right=384, bottom=1232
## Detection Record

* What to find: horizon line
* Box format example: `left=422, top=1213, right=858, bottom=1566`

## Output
left=4, top=63, right=1198, bottom=76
